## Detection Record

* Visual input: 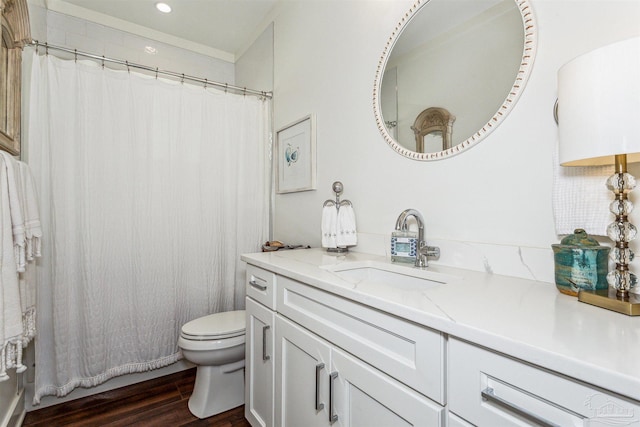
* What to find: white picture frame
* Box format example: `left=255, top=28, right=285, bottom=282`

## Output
left=276, top=114, right=316, bottom=193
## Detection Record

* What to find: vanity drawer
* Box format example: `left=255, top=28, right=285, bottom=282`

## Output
left=276, top=275, right=445, bottom=404
left=448, top=338, right=640, bottom=426
left=246, top=264, right=277, bottom=310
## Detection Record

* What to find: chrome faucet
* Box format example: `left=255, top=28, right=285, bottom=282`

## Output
left=395, top=209, right=440, bottom=268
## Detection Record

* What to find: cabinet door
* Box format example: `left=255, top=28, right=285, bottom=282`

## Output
left=276, top=315, right=331, bottom=427
left=245, top=297, right=275, bottom=427
left=331, top=348, right=444, bottom=427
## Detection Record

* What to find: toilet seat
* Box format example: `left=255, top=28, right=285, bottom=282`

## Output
left=180, top=310, right=246, bottom=341
left=178, top=333, right=245, bottom=351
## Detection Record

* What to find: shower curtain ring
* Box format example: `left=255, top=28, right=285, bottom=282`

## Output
left=243, top=87, right=247, bottom=97
left=225, top=83, right=228, bottom=93
left=181, top=73, right=185, bottom=84
left=45, top=42, right=49, bottom=56
left=204, top=78, right=207, bottom=89
left=74, top=49, right=77, bottom=62
left=101, top=56, right=105, bottom=69
left=155, top=67, right=158, bottom=79
left=125, top=61, right=130, bottom=73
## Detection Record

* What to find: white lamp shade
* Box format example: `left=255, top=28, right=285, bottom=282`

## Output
left=558, top=37, right=640, bottom=166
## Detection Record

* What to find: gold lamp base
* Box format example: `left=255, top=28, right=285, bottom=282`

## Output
left=578, top=288, right=640, bottom=316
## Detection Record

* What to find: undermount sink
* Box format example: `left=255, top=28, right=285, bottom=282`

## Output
left=321, top=261, right=457, bottom=291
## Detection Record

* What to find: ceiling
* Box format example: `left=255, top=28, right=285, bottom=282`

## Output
left=45, top=0, right=278, bottom=61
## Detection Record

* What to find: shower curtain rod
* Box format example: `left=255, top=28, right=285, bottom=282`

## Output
left=28, top=40, right=273, bottom=99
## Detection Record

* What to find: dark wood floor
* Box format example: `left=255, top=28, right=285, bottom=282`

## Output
left=22, top=368, right=251, bottom=426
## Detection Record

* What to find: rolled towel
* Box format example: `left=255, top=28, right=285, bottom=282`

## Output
left=321, top=205, right=337, bottom=248
left=336, top=204, right=357, bottom=247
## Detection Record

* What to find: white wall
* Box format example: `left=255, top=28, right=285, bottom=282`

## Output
left=235, top=23, right=274, bottom=95
left=271, top=0, right=640, bottom=283
left=27, top=4, right=234, bottom=82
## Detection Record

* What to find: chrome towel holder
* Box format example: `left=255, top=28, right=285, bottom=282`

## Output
left=323, top=181, right=352, bottom=254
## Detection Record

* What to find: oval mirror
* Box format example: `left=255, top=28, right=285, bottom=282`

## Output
left=373, top=0, right=536, bottom=160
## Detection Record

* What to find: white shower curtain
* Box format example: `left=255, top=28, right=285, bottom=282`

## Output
left=25, top=51, right=270, bottom=403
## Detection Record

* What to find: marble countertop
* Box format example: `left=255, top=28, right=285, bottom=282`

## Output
left=241, top=248, right=640, bottom=401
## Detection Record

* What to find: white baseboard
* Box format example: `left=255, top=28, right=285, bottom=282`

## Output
left=1, top=387, right=25, bottom=427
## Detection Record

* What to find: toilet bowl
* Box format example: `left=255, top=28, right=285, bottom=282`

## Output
left=178, top=310, right=246, bottom=419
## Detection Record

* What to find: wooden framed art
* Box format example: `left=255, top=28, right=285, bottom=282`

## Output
left=276, top=114, right=316, bottom=193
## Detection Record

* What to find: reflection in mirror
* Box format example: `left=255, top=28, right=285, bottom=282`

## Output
left=373, top=0, right=536, bottom=160
left=411, top=107, right=455, bottom=152
left=424, top=132, right=442, bottom=152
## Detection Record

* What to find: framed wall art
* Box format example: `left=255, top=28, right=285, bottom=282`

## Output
left=276, top=114, right=316, bottom=193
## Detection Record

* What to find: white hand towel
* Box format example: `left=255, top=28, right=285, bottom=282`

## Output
left=19, top=267, right=37, bottom=346
left=0, top=157, right=26, bottom=382
left=552, top=145, right=613, bottom=236
left=321, top=205, right=338, bottom=248
left=16, top=162, right=40, bottom=345
left=336, top=205, right=357, bottom=247
left=0, top=152, right=26, bottom=272
left=18, top=161, right=42, bottom=261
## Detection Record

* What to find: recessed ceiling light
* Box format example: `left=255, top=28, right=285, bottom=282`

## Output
left=155, top=2, right=172, bottom=13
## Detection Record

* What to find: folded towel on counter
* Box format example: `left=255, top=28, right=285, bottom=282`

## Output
left=336, top=204, right=357, bottom=247
left=552, top=146, right=613, bottom=236
left=321, top=205, right=338, bottom=248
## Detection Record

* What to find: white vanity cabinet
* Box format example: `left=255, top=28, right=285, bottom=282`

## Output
left=276, top=274, right=445, bottom=404
left=276, top=276, right=444, bottom=427
left=246, top=262, right=446, bottom=427
left=243, top=250, right=640, bottom=427
left=276, top=314, right=443, bottom=427
left=448, top=338, right=640, bottom=426
left=245, top=265, right=277, bottom=427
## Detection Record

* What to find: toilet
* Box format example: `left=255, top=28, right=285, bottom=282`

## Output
left=178, top=310, right=246, bottom=419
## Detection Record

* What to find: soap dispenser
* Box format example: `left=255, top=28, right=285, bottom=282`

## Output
left=391, top=228, right=418, bottom=263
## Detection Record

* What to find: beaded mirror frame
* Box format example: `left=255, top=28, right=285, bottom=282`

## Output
left=372, top=0, right=537, bottom=161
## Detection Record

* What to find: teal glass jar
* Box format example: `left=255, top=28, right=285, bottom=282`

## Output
left=552, top=229, right=610, bottom=296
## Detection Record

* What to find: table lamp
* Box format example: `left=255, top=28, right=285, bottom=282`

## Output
left=557, top=36, right=640, bottom=315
